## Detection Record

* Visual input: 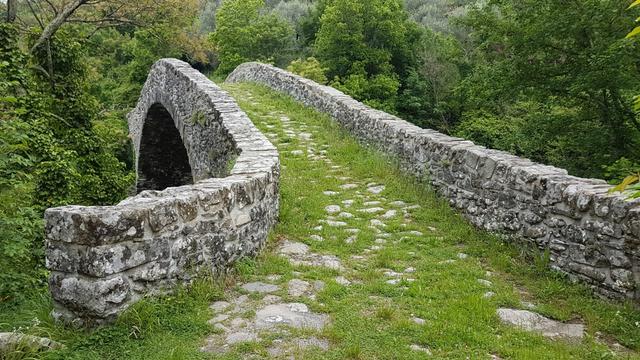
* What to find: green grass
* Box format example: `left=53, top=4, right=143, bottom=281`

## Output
left=0, top=278, right=224, bottom=359
left=1, top=81, right=639, bottom=359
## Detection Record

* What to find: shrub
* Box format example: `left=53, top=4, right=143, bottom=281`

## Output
left=287, top=57, right=328, bottom=84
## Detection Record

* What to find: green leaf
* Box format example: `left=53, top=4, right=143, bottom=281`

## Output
left=626, top=26, right=640, bottom=38
left=610, top=175, right=639, bottom=193
left=0, top=96, right=18, bottom=103
left=630, top=0, right=640, bottom=9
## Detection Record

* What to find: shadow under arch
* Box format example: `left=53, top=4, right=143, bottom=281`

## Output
left=137, top=103, right=193, bottom=192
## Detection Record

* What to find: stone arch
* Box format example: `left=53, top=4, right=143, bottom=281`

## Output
left=137, top=103, right=193, bottom=192
left=44, top=59, right=279, bottom=325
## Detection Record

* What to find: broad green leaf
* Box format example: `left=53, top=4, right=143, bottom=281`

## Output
left=626, top=26, right=640, bottom=38
left=610, top=175, right=639, bottom=193
left=629, top=0, right=640, bottom=9
left=0, top=96, right=18, bottom=103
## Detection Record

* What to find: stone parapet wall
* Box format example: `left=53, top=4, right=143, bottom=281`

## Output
left=227, top=62, right=639, bottom=302
left=45, top=59, right=279, bottom=325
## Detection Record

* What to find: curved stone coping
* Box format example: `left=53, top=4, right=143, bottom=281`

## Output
left=227, top=62, right=639, bottom=302
left=44, top=59, right=280, bottom=325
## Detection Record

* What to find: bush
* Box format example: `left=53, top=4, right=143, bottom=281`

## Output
left=210, top=0, right=294, bottom=74
left=0, top=24, right=134, bottom=304
left=287, top=57, right=328, bottom=84
left=332, top=72, right=400, bottom=114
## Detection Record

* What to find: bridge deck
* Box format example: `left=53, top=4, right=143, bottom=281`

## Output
left=197, top=82, right=640, bottom=359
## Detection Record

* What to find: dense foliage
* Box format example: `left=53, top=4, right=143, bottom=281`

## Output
left=0, top=23, right=135, bottom=302
left=0, top=0, right=209, bottom=305
left=210, top=0, right=294, bottom=74
left=457, top=0, right=640, bottom=178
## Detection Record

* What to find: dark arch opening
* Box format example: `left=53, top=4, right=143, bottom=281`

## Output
left=137, top=103, right=193, bottom=193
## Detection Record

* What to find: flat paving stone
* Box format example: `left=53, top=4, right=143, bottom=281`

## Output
left=209, top=314, right=230, bottom=324
left=325, top=205, right=341, bottom=214
left=389, top=201, right=407, bottom=207
left=278, top=241, right=344, bottom=271
left=381, top=210, right=397, bottom=219
left=410, top=344, right=432, bottom=355
left=241, top=282, right=280, bottom=293
left=497, top=308, right=585, bottom=340
left=278, top=240, right=310, bottom=256
left=210, top=301, right=231, bottom=313
left=255, top=303, right=329, bottom=330
left=310, top=234, right=324, bottom=242
left=288, top=279, right=311, bottom=297
left=358, top=207, right=385, bottom=214
left=225, top=331, right=258, bottom=344
left=340, top=184, right=359, bottom=190
left=367, top=185, right=385, bottom=194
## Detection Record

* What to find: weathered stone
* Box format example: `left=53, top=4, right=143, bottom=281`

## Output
left=325, top=205, right=341, bottom=214
left=367, top=185, right=386, bottom=194
left=278, top=240, right=309, bottom=256
left=340, top=184, right=359, bottom=190
left=208, top=314, right=230, bottom=324
left=225, top=331, right=258, bottom=344
left=496, top=308, right=585, bottom=340
left=409, top=344, right=432, bottom=355
left=210, top=301, right=231, bottom=313
left=255, top=303, right=329, bottom=330
left=358, top=207, right=385, bottom=214
left=288, top=279, right=311, bottom=297
left=241, top=282, right=280, bottom=294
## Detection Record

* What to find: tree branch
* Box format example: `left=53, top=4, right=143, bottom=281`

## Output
left=6, top=0, right=17, bottom=23
left=30, top=0, right=89, bottom=54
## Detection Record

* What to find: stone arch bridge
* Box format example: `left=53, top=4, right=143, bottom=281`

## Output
left=44, top=59, right=639, bottom=326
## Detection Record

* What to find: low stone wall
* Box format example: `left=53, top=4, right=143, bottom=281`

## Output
left=227, top=62, right=640, bottom=302
left=45, top=59, right=279, bottom=325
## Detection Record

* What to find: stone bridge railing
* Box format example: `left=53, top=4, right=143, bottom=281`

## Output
left=227, top=62, right=639, bottom=302
left=45, top=59, right=279, bottom=325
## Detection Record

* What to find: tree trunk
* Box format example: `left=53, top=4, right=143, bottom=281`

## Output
left=6, top=0, right=17, bottom=23
left=29, top=0, right=88, bottom=53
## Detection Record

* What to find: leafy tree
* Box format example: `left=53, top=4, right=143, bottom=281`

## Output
left=312, top=0, right=420, bottom=111
left=287, top=57, right=328, bottom=84
left=210, top=0, right=294, bottom=74
left=458, top=0, right=640, bottom=178
left=404, top=0, right=470, bottom=36
left=398, top=27, right=464, bottom=130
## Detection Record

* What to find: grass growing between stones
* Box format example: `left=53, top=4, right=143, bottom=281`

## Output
left=1, top=81, right=639, bottom=360
left=210, top=82, right=640, bottom=359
